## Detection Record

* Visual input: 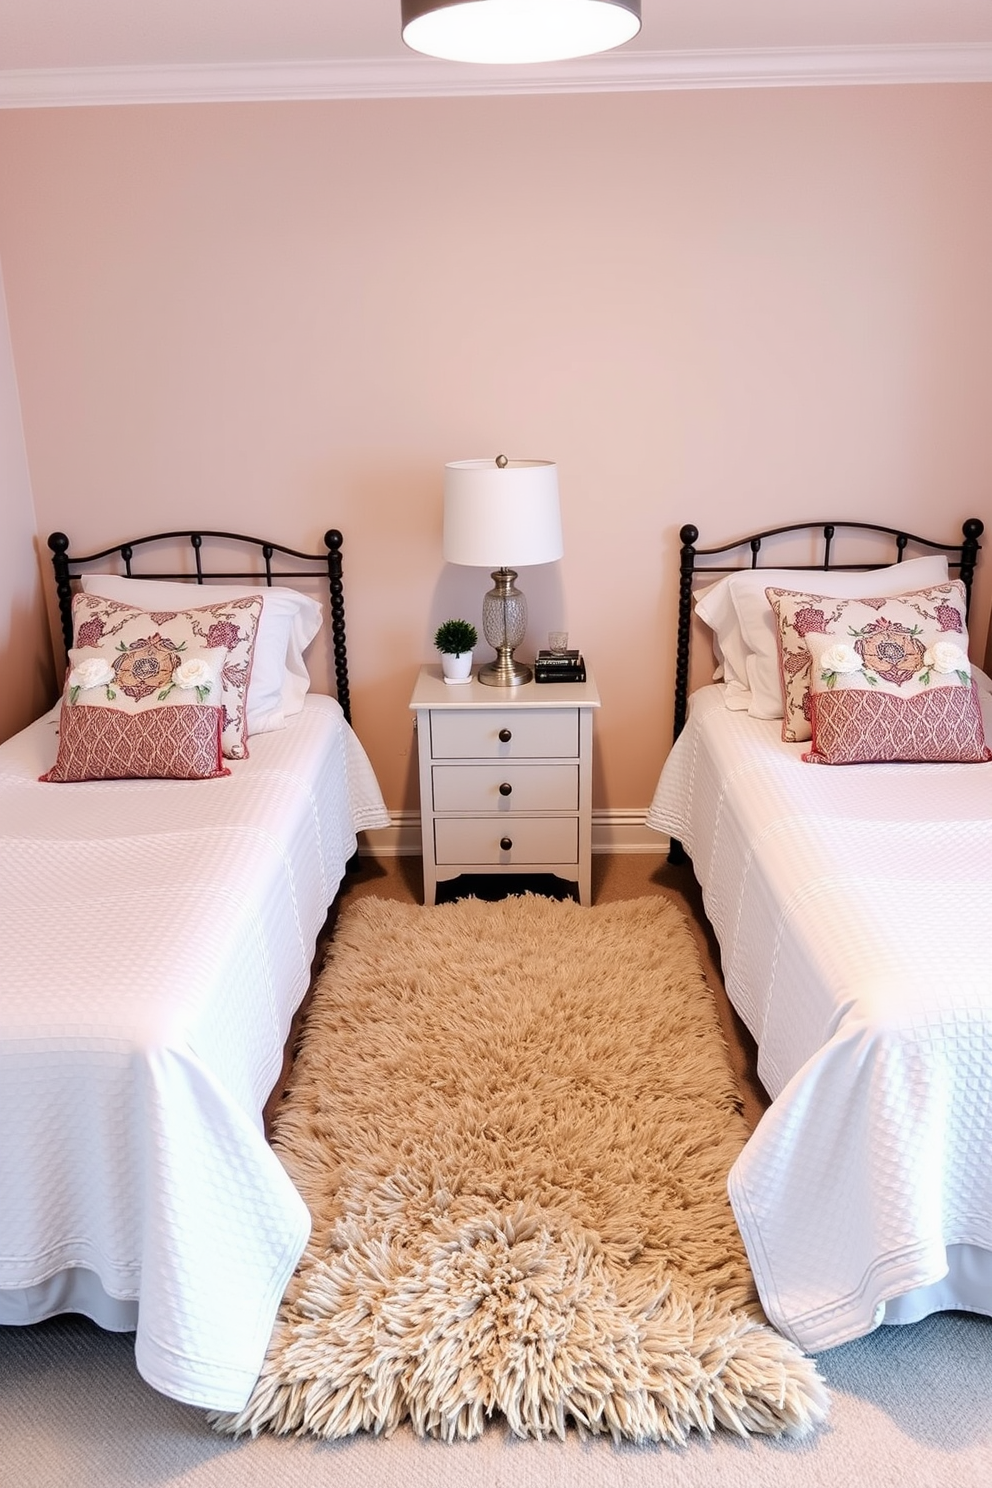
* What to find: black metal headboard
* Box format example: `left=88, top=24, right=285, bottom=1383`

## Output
left=48, top=527, right=353, bottom=726
left=673, top=517, right=984, bottom=747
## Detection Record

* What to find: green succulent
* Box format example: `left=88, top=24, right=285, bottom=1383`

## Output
left=434, top=618, right=478, bottom=655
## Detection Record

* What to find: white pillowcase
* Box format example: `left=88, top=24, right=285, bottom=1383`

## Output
left=693, top=578, right=750, bottom=709
left=694, top=553, right=950, bottom=719
left=80, top=574, right=323, bottom=734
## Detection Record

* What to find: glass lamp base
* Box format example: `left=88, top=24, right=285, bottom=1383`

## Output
left=480, top=568, right=531, bottom=686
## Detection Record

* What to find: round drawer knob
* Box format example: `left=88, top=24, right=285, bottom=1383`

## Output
left=498, top=782, right=512, bottom=796
left=498, top=728, right=512, bottom=742
left=499, top=837, right=513, bottom=851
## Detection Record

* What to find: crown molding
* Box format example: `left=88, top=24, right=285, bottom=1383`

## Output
left=1, top=44, right=991, bottom=109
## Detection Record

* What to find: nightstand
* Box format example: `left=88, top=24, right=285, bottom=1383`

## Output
left=409, top=664, right=601, bottom=907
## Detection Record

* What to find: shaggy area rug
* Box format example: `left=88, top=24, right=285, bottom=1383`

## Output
left=212, top=895, right=828, bottom=1445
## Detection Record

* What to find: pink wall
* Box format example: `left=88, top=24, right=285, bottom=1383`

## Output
left=0, top=85, right=990, bottom=808
left=0, top=265, right=56, bottom=743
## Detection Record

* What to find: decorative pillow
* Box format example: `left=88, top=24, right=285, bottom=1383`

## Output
left=694, top=555, right=950, bottom=717
left=57, top=591, right=263, bottom=759
left=766, top=582, right=990, bottom=763
left=41, top=617, right=232, bottom=783
left=804, top=685, right=989, bottom=766
left=80, top=574, right=322, bottom=733
left=732, top=554, right=949, bottom=719
left=42, top=703, right=229, bottom=782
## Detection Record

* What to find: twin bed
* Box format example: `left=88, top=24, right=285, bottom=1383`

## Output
left=0, top=529, right=389, bottom=1411
left=8, top=513, right=990, bottom=1419
left=648, top=518, right=992, bottom=1354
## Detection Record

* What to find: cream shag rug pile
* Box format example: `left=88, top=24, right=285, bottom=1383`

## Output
left=213, top=895, right=828, bottom=1445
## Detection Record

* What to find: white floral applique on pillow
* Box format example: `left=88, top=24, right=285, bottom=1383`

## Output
left=67, top=647, right=222, bottom=707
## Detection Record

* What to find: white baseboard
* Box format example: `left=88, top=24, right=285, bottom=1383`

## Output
left=359, top=810, right=668, bottom=858
left=591, top=811, right=669, bottom=854
left=360, top=813, right=422, bottom=858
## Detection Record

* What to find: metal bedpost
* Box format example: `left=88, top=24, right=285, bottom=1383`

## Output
left=668, top=524, right=698, bottom=867
left=673, top=524, right=698, bottom=746
left=324, top=529, right=352, bottom=727
left=960, top=518, right=984, bottom=619
left=47, top=532, right=73, bottom=660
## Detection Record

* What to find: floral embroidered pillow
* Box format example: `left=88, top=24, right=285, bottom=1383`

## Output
left=53, top=592, right=262, bottom=762
left=765, top=582, right=990, bottom=764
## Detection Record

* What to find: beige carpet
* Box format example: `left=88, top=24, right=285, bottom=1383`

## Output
left=212, top=894, right=827, bottom=1446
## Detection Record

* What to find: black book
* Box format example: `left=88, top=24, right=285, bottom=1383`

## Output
left=535, top=664, right=586, bottom=684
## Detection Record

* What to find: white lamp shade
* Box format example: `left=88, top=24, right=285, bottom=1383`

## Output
left=443, top=458, right=563, bottom=569
left=401, top=0, right=641, bottom=65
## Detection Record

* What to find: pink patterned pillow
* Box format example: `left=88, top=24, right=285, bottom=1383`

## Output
left=765, top=581, right=975, bottom=745
left=765, top=582, right=990, bottom=764
left=804, top=686, right=989, bottom=765
left=62, top=591, right=263, bottom=759
left=42, top=704, right=228, bottom=782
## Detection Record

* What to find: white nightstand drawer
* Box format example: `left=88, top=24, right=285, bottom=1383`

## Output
left=430, top=708, right=578, bottom=760
left=432, top=764, right=579, bottom=813
left=435, top=817, right=579, bottom=866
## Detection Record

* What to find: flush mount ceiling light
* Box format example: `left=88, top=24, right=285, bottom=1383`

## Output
left=401, top=0, right=641, bottom=65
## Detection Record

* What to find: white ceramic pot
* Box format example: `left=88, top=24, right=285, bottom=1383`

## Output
left=440, top=650, right=473, bottom=684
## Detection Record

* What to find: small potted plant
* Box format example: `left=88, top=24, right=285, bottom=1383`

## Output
left=434, top=618, right=478, bottom=684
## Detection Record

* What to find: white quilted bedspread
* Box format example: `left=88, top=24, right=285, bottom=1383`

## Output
left=647, top=683, right=992, bottom=1352
left=0, top=696, right=389, bottom=1411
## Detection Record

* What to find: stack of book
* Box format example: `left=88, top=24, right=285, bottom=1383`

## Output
left=534, top=649, right=586, bottom=684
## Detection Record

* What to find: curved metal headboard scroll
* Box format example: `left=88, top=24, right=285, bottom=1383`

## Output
left=47, top=527, right=353, bottom=726
left=672, top=517, right=984, bottom=749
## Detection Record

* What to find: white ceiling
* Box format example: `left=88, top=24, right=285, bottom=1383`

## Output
left=1, top=1, right=991, bottom=105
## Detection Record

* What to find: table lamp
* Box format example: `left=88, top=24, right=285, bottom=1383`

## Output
left=443, top=455, right=563, bottom=686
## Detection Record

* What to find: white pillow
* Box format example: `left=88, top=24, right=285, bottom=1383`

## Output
left=693, top=578, right=751, bottom=710
left=80, top=574, right=323, bottom=734
left=693, top=553, right=950, bottom=719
